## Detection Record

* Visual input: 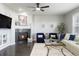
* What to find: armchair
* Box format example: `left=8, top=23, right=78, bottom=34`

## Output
left=49, top=33, right=58, bottom=39
left=36, top=33, right=45, bottom=43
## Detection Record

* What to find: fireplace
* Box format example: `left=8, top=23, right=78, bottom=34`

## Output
left=15, top=29, right=31, bottom=44
left=18, top=32, right=28, bottom=41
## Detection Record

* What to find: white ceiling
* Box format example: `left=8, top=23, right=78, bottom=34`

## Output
left=3, top=3, right=79, bottom=15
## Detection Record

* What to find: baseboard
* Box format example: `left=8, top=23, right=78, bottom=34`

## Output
left=0, top=42, right=15, bottom=51
left=10, top=42, right=15, bottom=45
left=0, top=43, right=10, bottom=51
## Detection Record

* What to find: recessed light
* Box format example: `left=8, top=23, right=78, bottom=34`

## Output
left=18, top=8, right=23, bottom=11
left=20, top=12, right=27, bottom=16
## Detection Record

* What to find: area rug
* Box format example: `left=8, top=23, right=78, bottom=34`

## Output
left=30, top=43, right=74, bottom=56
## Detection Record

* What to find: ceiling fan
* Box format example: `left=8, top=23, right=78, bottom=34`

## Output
left=33, top=3, right=49, bottom=12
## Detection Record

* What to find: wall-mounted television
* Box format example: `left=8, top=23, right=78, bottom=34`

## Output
left=0, top=13, right=12, bottom=29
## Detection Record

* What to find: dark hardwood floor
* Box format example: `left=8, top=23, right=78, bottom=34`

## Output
left=0, top=42, right=34, bottom=56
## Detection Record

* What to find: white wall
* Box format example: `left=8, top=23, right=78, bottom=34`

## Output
left=32, top=15, right=64, bottom=39
left=64, top=7, right=79, bottom=33
left=33, top=15, right=64, bottom=33
left=0, top=4, right=17, bottom=50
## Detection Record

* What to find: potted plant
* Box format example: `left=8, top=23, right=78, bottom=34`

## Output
left=57, top=23, right=65, bottom=34
left=57, top=23, right=65, bottom=40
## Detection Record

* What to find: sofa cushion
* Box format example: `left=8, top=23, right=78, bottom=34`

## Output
left=64, top=34, right=70, bottom=40
left=38, top=35, right=43, bottom=38
left=69, top=35, right=75, bottom=41
left=74, top=36, right=79, bottom=42
left=51, top=35, right=56, bottom=38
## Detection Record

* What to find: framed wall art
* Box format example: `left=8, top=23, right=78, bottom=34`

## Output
left=41, top=24, right=45, bottom=28
left=18, top=15, right=27, bottom=26
left=50, top=24, right=53, bottom=28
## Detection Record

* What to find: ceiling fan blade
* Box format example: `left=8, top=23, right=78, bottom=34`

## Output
left=40, top=6, right=49, bottom=8
left=36, top=3, right=40, bottom=8
left=40, top=9, right=44, bottom=12
left=26, top=6, right=35, bottom=8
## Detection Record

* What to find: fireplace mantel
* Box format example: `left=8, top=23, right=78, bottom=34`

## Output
left=15, top=25, right=31, bottom=29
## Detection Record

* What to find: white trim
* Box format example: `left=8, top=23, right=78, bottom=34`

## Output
left=10, top=42, right=15, bottom=45
left=0, top=42, right=15, bottom=51
left=0, top=43, right=10, bottom=51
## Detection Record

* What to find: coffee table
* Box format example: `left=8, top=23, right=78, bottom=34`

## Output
left=44, top=39, right=64, bottom=46
left=44, top=39, right=74, bottom=56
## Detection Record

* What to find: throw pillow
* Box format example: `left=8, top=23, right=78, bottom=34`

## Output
left=69, top=35, right=75, bottom=41
left=38, top=35, right=43, bottom=38
left=51, top=35, right=56, bottom=38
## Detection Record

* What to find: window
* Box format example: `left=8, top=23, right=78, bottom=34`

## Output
left=73, top=14, right=79, bottom=34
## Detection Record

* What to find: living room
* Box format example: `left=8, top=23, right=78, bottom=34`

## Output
left=0, top=3, right=79, bottom=56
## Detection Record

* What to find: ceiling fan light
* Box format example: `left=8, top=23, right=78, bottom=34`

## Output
left=36, top=8, right=40, bottom=11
